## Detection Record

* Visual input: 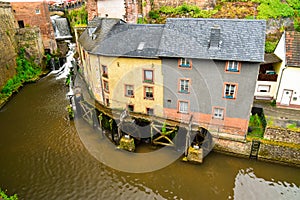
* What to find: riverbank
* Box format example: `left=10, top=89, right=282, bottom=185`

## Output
left=212, top=100, right=300, bottom=167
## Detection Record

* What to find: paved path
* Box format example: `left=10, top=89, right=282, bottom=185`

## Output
left=254, top=100, right=300, bottom=127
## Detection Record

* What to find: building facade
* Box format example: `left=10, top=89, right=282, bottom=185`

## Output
left=275, top=31, right=300, bottom=108
left=11, top=0, right=57, bottom=53
left=77, top=17, right=266, bottom=137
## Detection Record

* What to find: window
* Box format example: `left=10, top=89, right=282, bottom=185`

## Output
left=213, top=107, right=224, bottom=119
left=102, top=65, right=108, bottom=78
left=179, top=79, right=189, bottom=93
left=106, top=99, right=110, bottom=106
left=224, top=83, right=237, bottom=99
left=144, top=86, right=153, bottom=99
left=146, top=108, right=154, bottom=115
left=226, top=61, right=240, bottom=72
left=127, top=105, right=134, bottom=112
left=178, top=101, right=188, bottom=113
left=103, top=80, right=109, bottom=92
left=257, top=85, right=270, bottom=92
left=35, top=9, right=40, bottom=14
left=143, top=70, right=153, bottom=83
left=125, top=84, right=134, bottom=97
left=18, top=20, right=24, bottom=28
left=179, top=58, right=191, bottom=68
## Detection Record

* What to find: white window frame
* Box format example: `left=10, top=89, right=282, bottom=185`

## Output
left=35, top=9, right=40, bottom=14
left=179, top=79, right=189, bottom=93
left=144, top=86, right=153, bottom=99
left=179, top=101, right=188, bottom=113
left=125, top=84, right=134, bottom=97
left=144, top=70, right=153, bottom=83
left=213, top=108, right=224, bottom=119
left=257, top=85, right=271, bottom=93
left=224, top=84, right=236, bottom=99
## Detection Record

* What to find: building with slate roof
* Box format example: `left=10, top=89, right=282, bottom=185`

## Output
left=274, top=31, right=300, bottom=109
left=77, top=17, right=266, bottom=137
left=78, top=17, right=165, bottom=116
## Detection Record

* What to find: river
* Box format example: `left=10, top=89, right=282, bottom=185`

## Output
left=0, top=68, right=299, bottom=199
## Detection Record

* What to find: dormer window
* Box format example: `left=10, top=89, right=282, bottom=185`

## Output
left=88, top=27, right=97, bottom=36
left=209, top=25, right=221, bottom=49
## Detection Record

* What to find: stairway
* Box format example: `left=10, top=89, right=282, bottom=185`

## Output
left=249, top=140, right=261, bottom=159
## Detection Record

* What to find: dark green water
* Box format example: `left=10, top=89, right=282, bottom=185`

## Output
left=0, top=74, right=299, bottom=200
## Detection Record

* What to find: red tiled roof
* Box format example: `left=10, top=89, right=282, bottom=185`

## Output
left=285, top=31, right=300, bottom=67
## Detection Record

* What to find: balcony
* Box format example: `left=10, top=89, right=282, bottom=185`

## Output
left=257, top=73, right=278, bottom=82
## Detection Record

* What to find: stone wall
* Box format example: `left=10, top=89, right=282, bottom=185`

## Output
left=152, top=0, right=215, bottom=10
left=259, top=143, right=300, bottom=166
left=0, top=1, right=17, bottom=90
left=264, top=127, right=300, bottom=144
left=124, top=0, right=215, bottom=23
left=11, top=1, right=57, bottom=53
left=86, top=0, right=98, bottom=21
left=213, top=136, right=300, bottom=166
left=15, top=27, right=45, bottom=65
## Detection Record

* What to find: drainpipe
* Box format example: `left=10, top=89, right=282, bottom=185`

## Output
left=275, top=66, right=287, bottom=102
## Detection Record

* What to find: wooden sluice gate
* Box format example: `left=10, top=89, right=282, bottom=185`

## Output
left=71, top=87, right=212, bottom=164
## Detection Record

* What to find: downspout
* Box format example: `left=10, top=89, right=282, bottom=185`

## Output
left=275, top=66, right=287, bottom=102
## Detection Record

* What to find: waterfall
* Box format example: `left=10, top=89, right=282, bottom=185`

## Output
left=49, top=42, right=76, bottom=79
left=51, top=15, right=72, bottom=40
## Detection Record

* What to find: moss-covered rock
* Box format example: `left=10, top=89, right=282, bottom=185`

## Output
left=118, top=136, right=135, bottom=152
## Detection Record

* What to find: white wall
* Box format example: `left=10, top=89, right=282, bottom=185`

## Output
left=276, top=67, right=300, bottom=106
left=97, top=0, right=125, bottom=20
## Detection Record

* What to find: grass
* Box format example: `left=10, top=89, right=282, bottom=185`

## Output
left=0, top=188, right=18, bottom=200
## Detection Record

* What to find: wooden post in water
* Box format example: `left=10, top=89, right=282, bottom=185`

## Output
left=185, top=115, right=193, bottom=156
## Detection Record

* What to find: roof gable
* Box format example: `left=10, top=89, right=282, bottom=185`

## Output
left=285, top=31, right=300, bottom=67
left=158, top=18, right=266, bottom=62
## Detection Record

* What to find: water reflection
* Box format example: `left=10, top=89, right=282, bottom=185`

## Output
left=233, top=168, right=300, bottom=200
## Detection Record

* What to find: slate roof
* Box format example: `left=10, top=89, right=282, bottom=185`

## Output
left=285, top=31, right=300, bottom=67
left=158, top=18, right=266, bottom=62
left=79, top=18, right=266, bottom=62
left=93, top=24, right=165, bottom=58
left=262, top=53, right=282, bottom=65
left=78, top=18, right=124, bottom=52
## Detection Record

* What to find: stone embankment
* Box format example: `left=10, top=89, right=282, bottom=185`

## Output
left=213, top=125, right=300, bottom=167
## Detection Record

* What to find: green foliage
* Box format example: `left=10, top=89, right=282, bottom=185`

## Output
left=294, top=17, right=300, bottom=32
left=256, top=0, right=294, bottom=19
left=286, top=0, right=300, bottom=9
left=0, top=48, right=42, bottom=99
left=148, top=10, right=160, bottom=19
left=148, top=3, right=218, bottom=22
left=248, top=113, right=266, bottom=138
left=0, top=188, right=18, bottom=200
left=66, top=5, right=88, bottom=27
left=265, top=40, right=278, bottom=53
left=270, top=99, right=276, bottom=107
left=161, top=122, right=167, bottom=135
left=66, top=105, right=74, bottom=119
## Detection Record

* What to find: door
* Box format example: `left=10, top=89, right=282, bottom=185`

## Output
left=280, top=89, right=293, bottom=105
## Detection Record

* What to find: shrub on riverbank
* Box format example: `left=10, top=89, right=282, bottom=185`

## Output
left=0, top=48, right=42, bottom=105
left=0, top=188, right=18, bottom=200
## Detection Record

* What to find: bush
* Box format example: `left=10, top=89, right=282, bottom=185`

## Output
left=0, top=188, right=18, bottom=200
left=256, top=0, right=294, bottom=19
left=265, top=40, right=278, bottom=53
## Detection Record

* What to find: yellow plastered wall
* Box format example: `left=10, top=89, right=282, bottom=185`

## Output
left=99, top=56, right=164, bottom=117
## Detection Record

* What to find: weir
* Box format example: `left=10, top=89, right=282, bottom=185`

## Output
left=51, top=15, right=72, bottom=40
